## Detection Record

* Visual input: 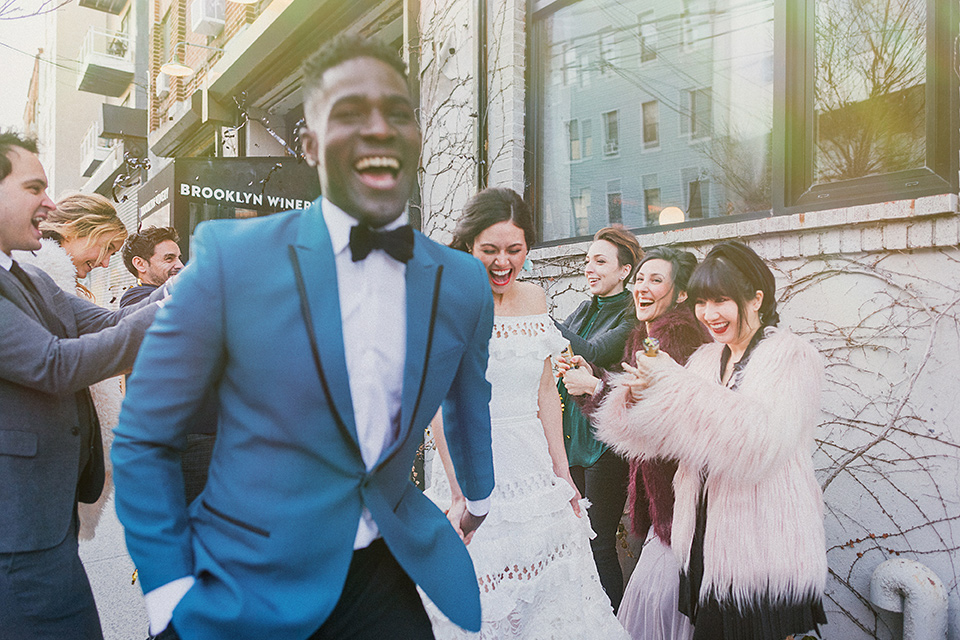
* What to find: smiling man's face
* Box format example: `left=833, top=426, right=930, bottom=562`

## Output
left=302, top=56, right=421, bottom=228
left=0, top=148, right=55, bottom=256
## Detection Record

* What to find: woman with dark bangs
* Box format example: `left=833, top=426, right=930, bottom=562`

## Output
left=592, top=241, right=828, bottom=640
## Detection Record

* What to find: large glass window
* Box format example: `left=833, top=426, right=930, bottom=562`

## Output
left=533, top=0, right=777, bottom=242
left=813, top=0, right=926, bottom=184
left=530, top=0, right=957, bottom=243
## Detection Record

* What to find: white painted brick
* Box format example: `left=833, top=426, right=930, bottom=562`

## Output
left=751, top=236, right=781, bottom=261
left=914, top=194, right=957, bottom=216
left=683, top=225, right=711, bottom=244
left=907, top=220, right=934, bottom=249
left=780, top=234, right=801, bottom=258
left=933, top=215, right=960, bottom=247
left=861, top=226, right=883, bottom=251
left=820, top=228, right=842, bottom=255
left=698, top=225, right=722, bottom=243
left=882, top=221, right=908, bottom=250
left=803, top=209, right=831, bottom=229
left=800, top=232, right=821, bottom=256
left=840, top=226, right=861, bottom=254
left=845, top=205, right=873, bottom=225
left=763, top=215, right=792, bottom=234
left=736, top=220, right=763, bottom=239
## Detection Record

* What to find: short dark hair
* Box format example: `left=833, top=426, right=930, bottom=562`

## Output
left=450, top=188, right=536, bottom=252
left=639, top=246, right=699, bottom=308
left=593, top=226, right=643, bottom=283
left=0, top=130, right=39, bottom=182
left=688, top=240, right=780, bottom=329
left=301, top=35, right=407, bottom=99
left=121, top=226, right=180, bottom=277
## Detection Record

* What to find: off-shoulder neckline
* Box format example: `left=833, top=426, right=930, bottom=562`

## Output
left=494, top=313, right=551, bottom=320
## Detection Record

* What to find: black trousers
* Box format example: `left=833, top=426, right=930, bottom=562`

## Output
left=570, top=447, right=629, bottom=614
left=154, top=539, right=434, bottom=640
left=0, top=517, right=103, bottom=640
left=310, top=539, right=433, bottom=639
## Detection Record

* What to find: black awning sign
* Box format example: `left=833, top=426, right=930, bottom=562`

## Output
left=177, top=182, right=310, bottom=210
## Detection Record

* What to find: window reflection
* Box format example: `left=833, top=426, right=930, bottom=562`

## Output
left=814, top=0, right=926, bottom=184
left=537, top=0, right=774, bottom=242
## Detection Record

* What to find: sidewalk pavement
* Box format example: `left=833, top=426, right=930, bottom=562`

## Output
left=79, top=497, right=149, bottom=640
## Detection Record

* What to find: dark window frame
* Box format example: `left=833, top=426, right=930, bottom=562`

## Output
left=526, top=0, right=959, bottom=245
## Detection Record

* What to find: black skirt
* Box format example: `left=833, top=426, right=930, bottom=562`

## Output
left=678, top=487, right=827, bottom=640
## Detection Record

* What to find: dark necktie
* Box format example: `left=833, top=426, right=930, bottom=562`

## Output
left=349, top=224, right=415, bottom=263
left=9, top=260, right=66, bottom=337
left=10, top=260, right=43, bottom=301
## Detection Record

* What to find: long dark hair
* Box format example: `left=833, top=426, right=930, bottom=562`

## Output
left=450, top=187, right=536, bottom=252
left=639, top=245, right=698, bottom=309
left=688, top=240, right=779, bottom=330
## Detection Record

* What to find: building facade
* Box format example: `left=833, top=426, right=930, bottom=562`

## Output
left=419, top=1, right=960, bottom=638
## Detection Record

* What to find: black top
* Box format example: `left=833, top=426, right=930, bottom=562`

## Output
left=120, top=283, right=159, bottom=308
left=555, top=290, right=637, bottom=369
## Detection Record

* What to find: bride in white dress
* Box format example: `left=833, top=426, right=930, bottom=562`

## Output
left=421, top=188, right=627, bottom=639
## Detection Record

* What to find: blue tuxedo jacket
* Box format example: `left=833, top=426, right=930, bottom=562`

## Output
left=112, top=200, right=495, bottom=640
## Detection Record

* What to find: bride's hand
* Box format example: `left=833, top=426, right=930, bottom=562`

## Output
left=555, top=468, right=583, bottom=518
left=445, top=496, right=467, bottom=540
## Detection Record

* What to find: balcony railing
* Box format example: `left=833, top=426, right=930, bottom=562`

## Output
left=78, top=0, right=127, bottom=15
left=80, top=122, right=113, bottom=177
left=77, top=28, right=134, bottom=97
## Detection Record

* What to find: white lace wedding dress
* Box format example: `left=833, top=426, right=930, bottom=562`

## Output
left=422, top=314, right=628, bottom=639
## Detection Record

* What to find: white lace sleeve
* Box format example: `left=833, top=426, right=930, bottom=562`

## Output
left=540, top=317, right=569, bottom=360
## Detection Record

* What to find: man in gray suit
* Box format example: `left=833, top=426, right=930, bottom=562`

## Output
left=0, top=131, right=164, bottom=639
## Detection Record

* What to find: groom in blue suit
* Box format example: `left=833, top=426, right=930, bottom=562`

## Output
left=112, top=36, right=495, bottom=640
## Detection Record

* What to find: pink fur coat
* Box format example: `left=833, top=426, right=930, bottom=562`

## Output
left=593, top=326, right=828, bottom=607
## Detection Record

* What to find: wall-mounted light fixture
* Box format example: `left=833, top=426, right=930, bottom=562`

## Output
left=159, top=41, right=224, bottom=77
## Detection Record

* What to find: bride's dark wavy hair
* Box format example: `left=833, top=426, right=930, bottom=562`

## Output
left=688, top=240, right=780, bottom=331
left=450, top=188, right=536, bottom=253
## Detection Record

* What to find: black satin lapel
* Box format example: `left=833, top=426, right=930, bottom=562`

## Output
left=288, top=245, right=360, bottom=448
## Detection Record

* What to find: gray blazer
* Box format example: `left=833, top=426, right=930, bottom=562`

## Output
left=0, top=262, right=161, bottom=553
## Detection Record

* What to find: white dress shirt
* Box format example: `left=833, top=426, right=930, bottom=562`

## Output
left=323, top=199, right=410, bottom=549
left=0, top=251, right=13, bottom=270
left=144, top=200, right=488, bottom=633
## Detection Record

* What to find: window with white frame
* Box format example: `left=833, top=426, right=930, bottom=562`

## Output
left=638, top=10, right=657, bottom=64
left=643, top=174, right=660, bottom=226
left=572, top=187, right=591, bottom=236
left=568, top=119, right=581, bottom=161
left=680, top=88, right=712, bottom=140
left=607, top=179, right=623, bottom=224
left=642, top=100, right=659, bottom=149
left=602, top=110, right=619, bottom=156
left=581, top=119, right=593, bottom=157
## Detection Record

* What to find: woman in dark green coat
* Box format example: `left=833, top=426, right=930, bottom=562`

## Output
left=555, top=226, right=641, bottom=613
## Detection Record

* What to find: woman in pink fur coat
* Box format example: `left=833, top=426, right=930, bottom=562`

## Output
left=592, top=241, right=827, bottom=640
left=560, top=246, right=710, bottom=640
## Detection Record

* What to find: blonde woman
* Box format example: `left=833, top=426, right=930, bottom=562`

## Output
left=13, top=192, right=128, bottom=539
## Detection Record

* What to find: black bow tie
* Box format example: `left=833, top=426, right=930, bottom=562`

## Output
left=349, top=224, right=414, bottom=263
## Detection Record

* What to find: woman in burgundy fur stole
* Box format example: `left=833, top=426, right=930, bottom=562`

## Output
left=560, top=246, right=709, bottom=640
